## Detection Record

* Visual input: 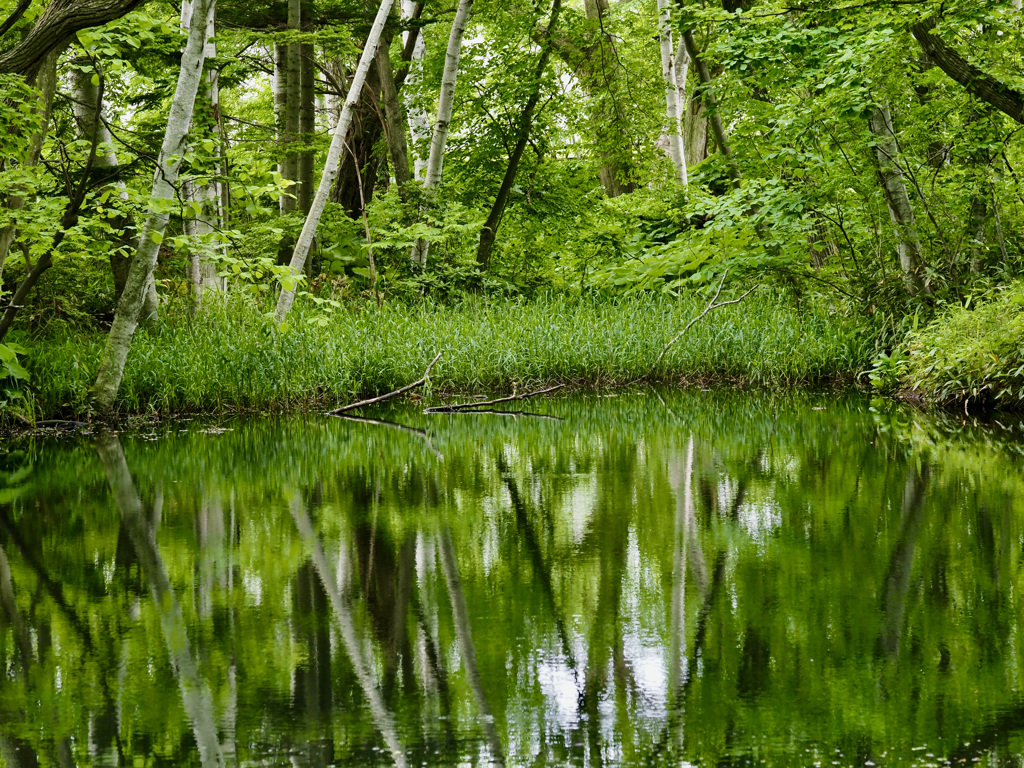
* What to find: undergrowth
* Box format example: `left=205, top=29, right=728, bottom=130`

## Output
left=903, top=283, right=1024, bottom=408
left=10, top=291, right=869, bottom=419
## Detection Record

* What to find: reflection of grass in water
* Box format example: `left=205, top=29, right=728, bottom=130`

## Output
left=18, top=291, right=868, bottom=417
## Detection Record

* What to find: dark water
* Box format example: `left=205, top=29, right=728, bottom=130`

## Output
left=1, top=391, right=1024, bottom=767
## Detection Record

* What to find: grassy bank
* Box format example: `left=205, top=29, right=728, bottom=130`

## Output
left=9, top=291, right=870, bottom=420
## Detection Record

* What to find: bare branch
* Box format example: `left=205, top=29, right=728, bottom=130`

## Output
left=328, top=351, right=442, bottom=414
left=650, top=270, right=759, bottom=374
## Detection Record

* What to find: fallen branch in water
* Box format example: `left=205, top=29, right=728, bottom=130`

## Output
left=328, top=352, right=442, bottom=415
left=649, top=270, right=759, bottom=375
left=424, top=384, right=565, bottom=414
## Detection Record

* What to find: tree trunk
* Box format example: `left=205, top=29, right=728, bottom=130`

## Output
left=182, top=0, right=226, bottom=306
left=585, top=0, right=635, bottom=196
left=868, top=105, right=928, bottom=296
left=92, top=0, right=216, bottom=412
left=656, top=0, right=687, bottom=184
left=377, top=43, right=413, bottom=192
left=402, top=1, right=431, bottom=179
left=275, top=0, right=396, bottom=323
left=298, top=28, right=316, bottom=214
left=330, top=59, right=385, bottom=218
left=412, top=0, right=473, bottom=265
left=476, top=0, right=562, bottom=268
left=681, top=29, right=739, bottom=185
left=274, top=41, right=288, bottom=184
left=71, top=62, right=155, bottom=305
left=280, top=0, right=302, bottom=214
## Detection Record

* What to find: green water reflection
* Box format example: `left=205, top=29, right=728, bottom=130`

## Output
left=1, top=392, right=1024, bottom=767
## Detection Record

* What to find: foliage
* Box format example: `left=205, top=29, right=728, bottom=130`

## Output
left=903, top=282, right=1024, bottom=407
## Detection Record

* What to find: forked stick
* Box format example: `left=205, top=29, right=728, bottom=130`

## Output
left=649, top=270, right=759, bottom=374
left=328, top=352, right=442, bottom=415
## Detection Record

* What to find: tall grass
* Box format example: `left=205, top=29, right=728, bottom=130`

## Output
left=18, top=291, right=869, bottom=418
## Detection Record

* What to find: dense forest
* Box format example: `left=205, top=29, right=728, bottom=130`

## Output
left=0, top=0, right=1023, bottom=418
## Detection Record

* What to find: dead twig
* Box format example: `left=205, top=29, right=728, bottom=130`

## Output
left=440, top=409, right=563, bottom=421
left=649, top=270, right=759, bottom=375
left=328, top=352, right=442, bottom=415
left=424, top=384, right=565, bottom=414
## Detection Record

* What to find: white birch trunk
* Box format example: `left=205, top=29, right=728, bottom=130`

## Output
left=92, top=0, right=216, bottom=412
left=182, top=0, right=227, bottom=307
left=402, top=1, right=431, bottom=179
left=657, top=0, right=687, bottom=185
left=411, top=0, right=473, bottom=265
left=868, top=105, right=928, bottom=296
left=274, top=0, right=395, bottom=323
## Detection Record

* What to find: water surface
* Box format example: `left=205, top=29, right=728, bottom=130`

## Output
left=1, top=392, right=1023, bottom=766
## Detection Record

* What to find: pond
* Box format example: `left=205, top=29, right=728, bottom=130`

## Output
left=1, top=391, right=1023, bottom=767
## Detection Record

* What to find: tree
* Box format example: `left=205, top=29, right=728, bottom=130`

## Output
left=275, top=0, right=396, bottom=323
left=92, top=0, right=218, bottom=412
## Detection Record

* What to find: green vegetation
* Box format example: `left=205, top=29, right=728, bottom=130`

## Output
left=899, top=282, right=1024, bottom=408
left=1, top=0, right=1023, bottom=417
left=11, top=291, right=867, bottom=419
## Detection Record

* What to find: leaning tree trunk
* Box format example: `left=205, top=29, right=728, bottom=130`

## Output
left=412, top=0, right=474, bottom=265
left=681, top=29, right=739, bottom=185
left=656, top=0, right=687, bottom=184
left=181, top=0, right=227, bottom=307
left=868, top=105, right=929, bottom=296
left=476, top=0, right=562, bottom=268
left=275, top=0, right=396, bottom=323
left=92, top=0, right=216, bottom=412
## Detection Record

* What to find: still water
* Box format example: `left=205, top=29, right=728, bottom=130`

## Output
left=1, top=391, right=1023, bottom=767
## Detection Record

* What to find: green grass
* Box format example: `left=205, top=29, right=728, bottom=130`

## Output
left=903, top=282, right=1024, bottom=408
left=12, top=290, right=870, bottom=419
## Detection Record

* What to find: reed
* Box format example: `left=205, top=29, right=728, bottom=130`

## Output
left=15, top=290, right=869, bottom=418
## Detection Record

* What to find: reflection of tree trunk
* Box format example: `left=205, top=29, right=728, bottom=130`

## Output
left=292, top=560, right=335, bottom=767
left=668, top=438, right=694, bottom=721
left=289, top=491, right=410, bottom=768
left=95, top=433, right=226, bottom=768
left=496, top=455, right=580, bottom=675
left=438, top=530, right=506, bottom=767
left=877, top=465, right=928, bottom=659
left=0, top=543, right=33, bottom=665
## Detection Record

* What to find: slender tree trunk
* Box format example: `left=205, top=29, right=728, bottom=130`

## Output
left=657, top=0, right=687, bottom=184
left=275, top=0, right=395, bottom=323
left=182, top=0, right=226, bottom=306
left=681, top=29, right=738, bottom=184
left=274, top=41, right=288, bottom=186
left=476, top=0, right=562, bottom=268
left=868, top=105, right=928, bottom=296
left=298, top=29, right=316, bottom=214
left=412, top=0, right=473, bottom=264
left=402, top=1, right=430, bottom=179
left=280, top=0, right=302, bottom=214
left=92, top=0, right=216, bottom=412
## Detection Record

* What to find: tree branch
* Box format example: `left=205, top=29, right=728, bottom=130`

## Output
left=649, top=270, right=759, bottom=375
left=328, top=351, right=442, bottom=414
left=911, top=16, right=1024, bottom=126
left=424, top=384, right=564, bottom=413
